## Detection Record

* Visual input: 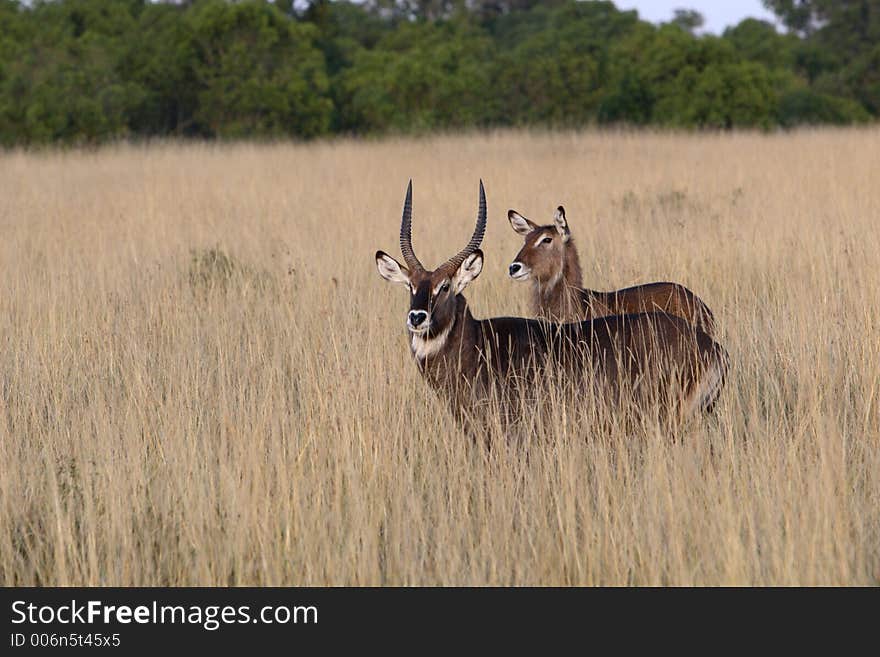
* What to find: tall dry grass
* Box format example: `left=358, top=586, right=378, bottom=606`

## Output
left=0, top=129, right=878, bottom=585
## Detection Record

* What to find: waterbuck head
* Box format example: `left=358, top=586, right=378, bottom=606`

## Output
left=507, top=206, right=571, bottom=284
left=375, top=180, right=486, bottom=356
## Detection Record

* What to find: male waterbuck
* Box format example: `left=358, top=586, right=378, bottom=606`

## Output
left=508, top=207, right=716, bottom=335
left=375, top=181, right=728, bottom=436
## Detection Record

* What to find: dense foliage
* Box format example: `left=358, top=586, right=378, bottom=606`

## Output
left=0, top=0, right=876, bottom=145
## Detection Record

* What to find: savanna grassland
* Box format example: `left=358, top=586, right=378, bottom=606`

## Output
left=0, top=129, right=878, bottom=586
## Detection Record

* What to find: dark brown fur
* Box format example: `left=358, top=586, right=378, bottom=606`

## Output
left=411, top=289, right=727, bottom=433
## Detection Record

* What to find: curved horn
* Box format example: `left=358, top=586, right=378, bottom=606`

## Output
left=444, top=179, right=487, bottom=272
left=399, top=179, right=424, bottom=272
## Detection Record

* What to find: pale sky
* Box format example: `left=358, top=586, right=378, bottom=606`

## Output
left=614, top=0, right=781, bottom=34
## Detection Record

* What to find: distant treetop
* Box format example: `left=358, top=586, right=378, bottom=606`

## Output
left=0, top=0, right=874, bottom=146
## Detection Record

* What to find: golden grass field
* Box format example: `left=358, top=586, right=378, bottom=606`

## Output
left=1, top=129, right=878, bottom=586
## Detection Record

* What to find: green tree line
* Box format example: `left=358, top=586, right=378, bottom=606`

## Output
left=0, top=0, right=876, bottom=145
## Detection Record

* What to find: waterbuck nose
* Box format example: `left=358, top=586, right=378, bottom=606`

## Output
left=509, top=262, right=522, bottom=277
left=408, top=310, right=427, bottom=327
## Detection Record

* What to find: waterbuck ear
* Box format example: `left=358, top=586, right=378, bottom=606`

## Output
left=452, top=249, right=483, bottom=295
left=553, top=205, right=571, bottom=241
left=508, top=210, right=537, bottom=237
left=375, top=251, right=410, bottom=286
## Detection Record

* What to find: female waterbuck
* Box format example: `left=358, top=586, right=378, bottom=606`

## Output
left=508, top=206, right=716, bottom=335
left=375, top=182, right=728, bottom=435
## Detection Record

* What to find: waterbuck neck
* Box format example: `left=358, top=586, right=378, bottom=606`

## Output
left=532, top=239, right=584, bottom=321
left=411, top=296, right=480, bottom=383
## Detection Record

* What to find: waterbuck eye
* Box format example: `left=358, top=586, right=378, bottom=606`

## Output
left=540, top=236, right=553, bottom=245
left=440, top=282, right=450, bottom=293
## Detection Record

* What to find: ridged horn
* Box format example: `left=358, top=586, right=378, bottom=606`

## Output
left=398, top=180, right=424, bottom=273
left=443, top=179, right=487, bottom=272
